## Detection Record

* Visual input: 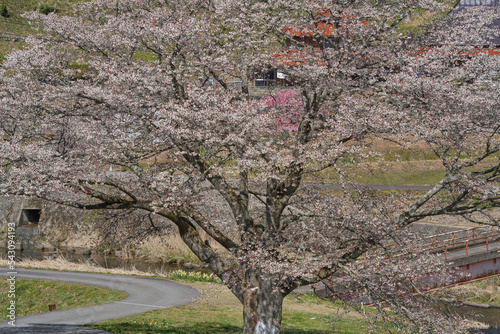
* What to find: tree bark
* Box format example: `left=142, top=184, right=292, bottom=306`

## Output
left=242, top=273, right=284, bottom=334
left=243, top=288, right=258, bottom=334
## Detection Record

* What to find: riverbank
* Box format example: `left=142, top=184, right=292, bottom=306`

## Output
left=433, top=276, right=500, bottom=308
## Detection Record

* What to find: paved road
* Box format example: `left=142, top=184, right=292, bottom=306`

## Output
left=0, top=268, right=200, bottom=333
left=444, top=242, right=500, bottom=261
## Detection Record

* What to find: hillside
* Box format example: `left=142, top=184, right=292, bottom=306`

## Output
left=0, top=0, right=457, bottom=61
left=0, top=0, right=81, bottom=60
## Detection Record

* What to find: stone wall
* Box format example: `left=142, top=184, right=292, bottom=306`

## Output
left=0, top=196, right=100, bottom=250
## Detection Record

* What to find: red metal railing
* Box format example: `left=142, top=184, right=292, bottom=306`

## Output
left=368, top=226, right=500, bottom=261
left=421, top=226, right=500, bottom=260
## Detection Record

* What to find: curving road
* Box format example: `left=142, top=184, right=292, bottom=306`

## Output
left=0, top=268, right=200, bottom=333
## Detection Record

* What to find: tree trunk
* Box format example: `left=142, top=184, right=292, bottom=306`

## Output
left=242, top=273, right=284, bottom=334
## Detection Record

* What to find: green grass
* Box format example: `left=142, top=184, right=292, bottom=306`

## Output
left=89, top=281, right=425, bottom=334
left=0, top=0, right=82, bottom=61
left=307, top=149, right=499, bottom=186
left=395, top=0, right=459, bottom=34
left=90, top=283, right=367, bottom=334
left=352, top=168, right=446, bottom=185
left=375, top=148, right=438, bottom=162
left=433, top=277, right=500, bottom=305
left=91, top=314, right=364, bottom=334
left=306, top=161, right=447, bottom=186
left=0, top=278, right=128, bottom=320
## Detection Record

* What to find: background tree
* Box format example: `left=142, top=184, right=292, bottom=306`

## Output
left=1, top=0, right=499, bottom=333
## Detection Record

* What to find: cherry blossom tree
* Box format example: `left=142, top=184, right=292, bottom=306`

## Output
left=1, top=0, right=499, bottom=333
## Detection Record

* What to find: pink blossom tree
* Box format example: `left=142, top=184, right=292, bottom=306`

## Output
left=1, top=0, right=499, bottom=333
left=261, top=90, right=303, bottom=131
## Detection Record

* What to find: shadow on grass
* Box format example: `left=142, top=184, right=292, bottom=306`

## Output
left=90, top=322, right=329, bottom=334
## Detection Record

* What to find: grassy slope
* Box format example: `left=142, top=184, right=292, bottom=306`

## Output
left=0, top=0, right=456, bottom=60
left=0, top=277, right=127, bottom=321
left=0, top=0, right=81, bottom=61
left=433, top=276, right=500, bottom=305
left=396, top=0, right=460, bottom=33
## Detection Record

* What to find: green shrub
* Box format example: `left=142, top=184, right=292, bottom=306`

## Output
left=0, top=4, right=9, bottom=17
left=39, top=5, right=57, bottom=15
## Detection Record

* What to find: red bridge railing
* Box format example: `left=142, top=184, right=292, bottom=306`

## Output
left=381, top=226, right=500, bottom=261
